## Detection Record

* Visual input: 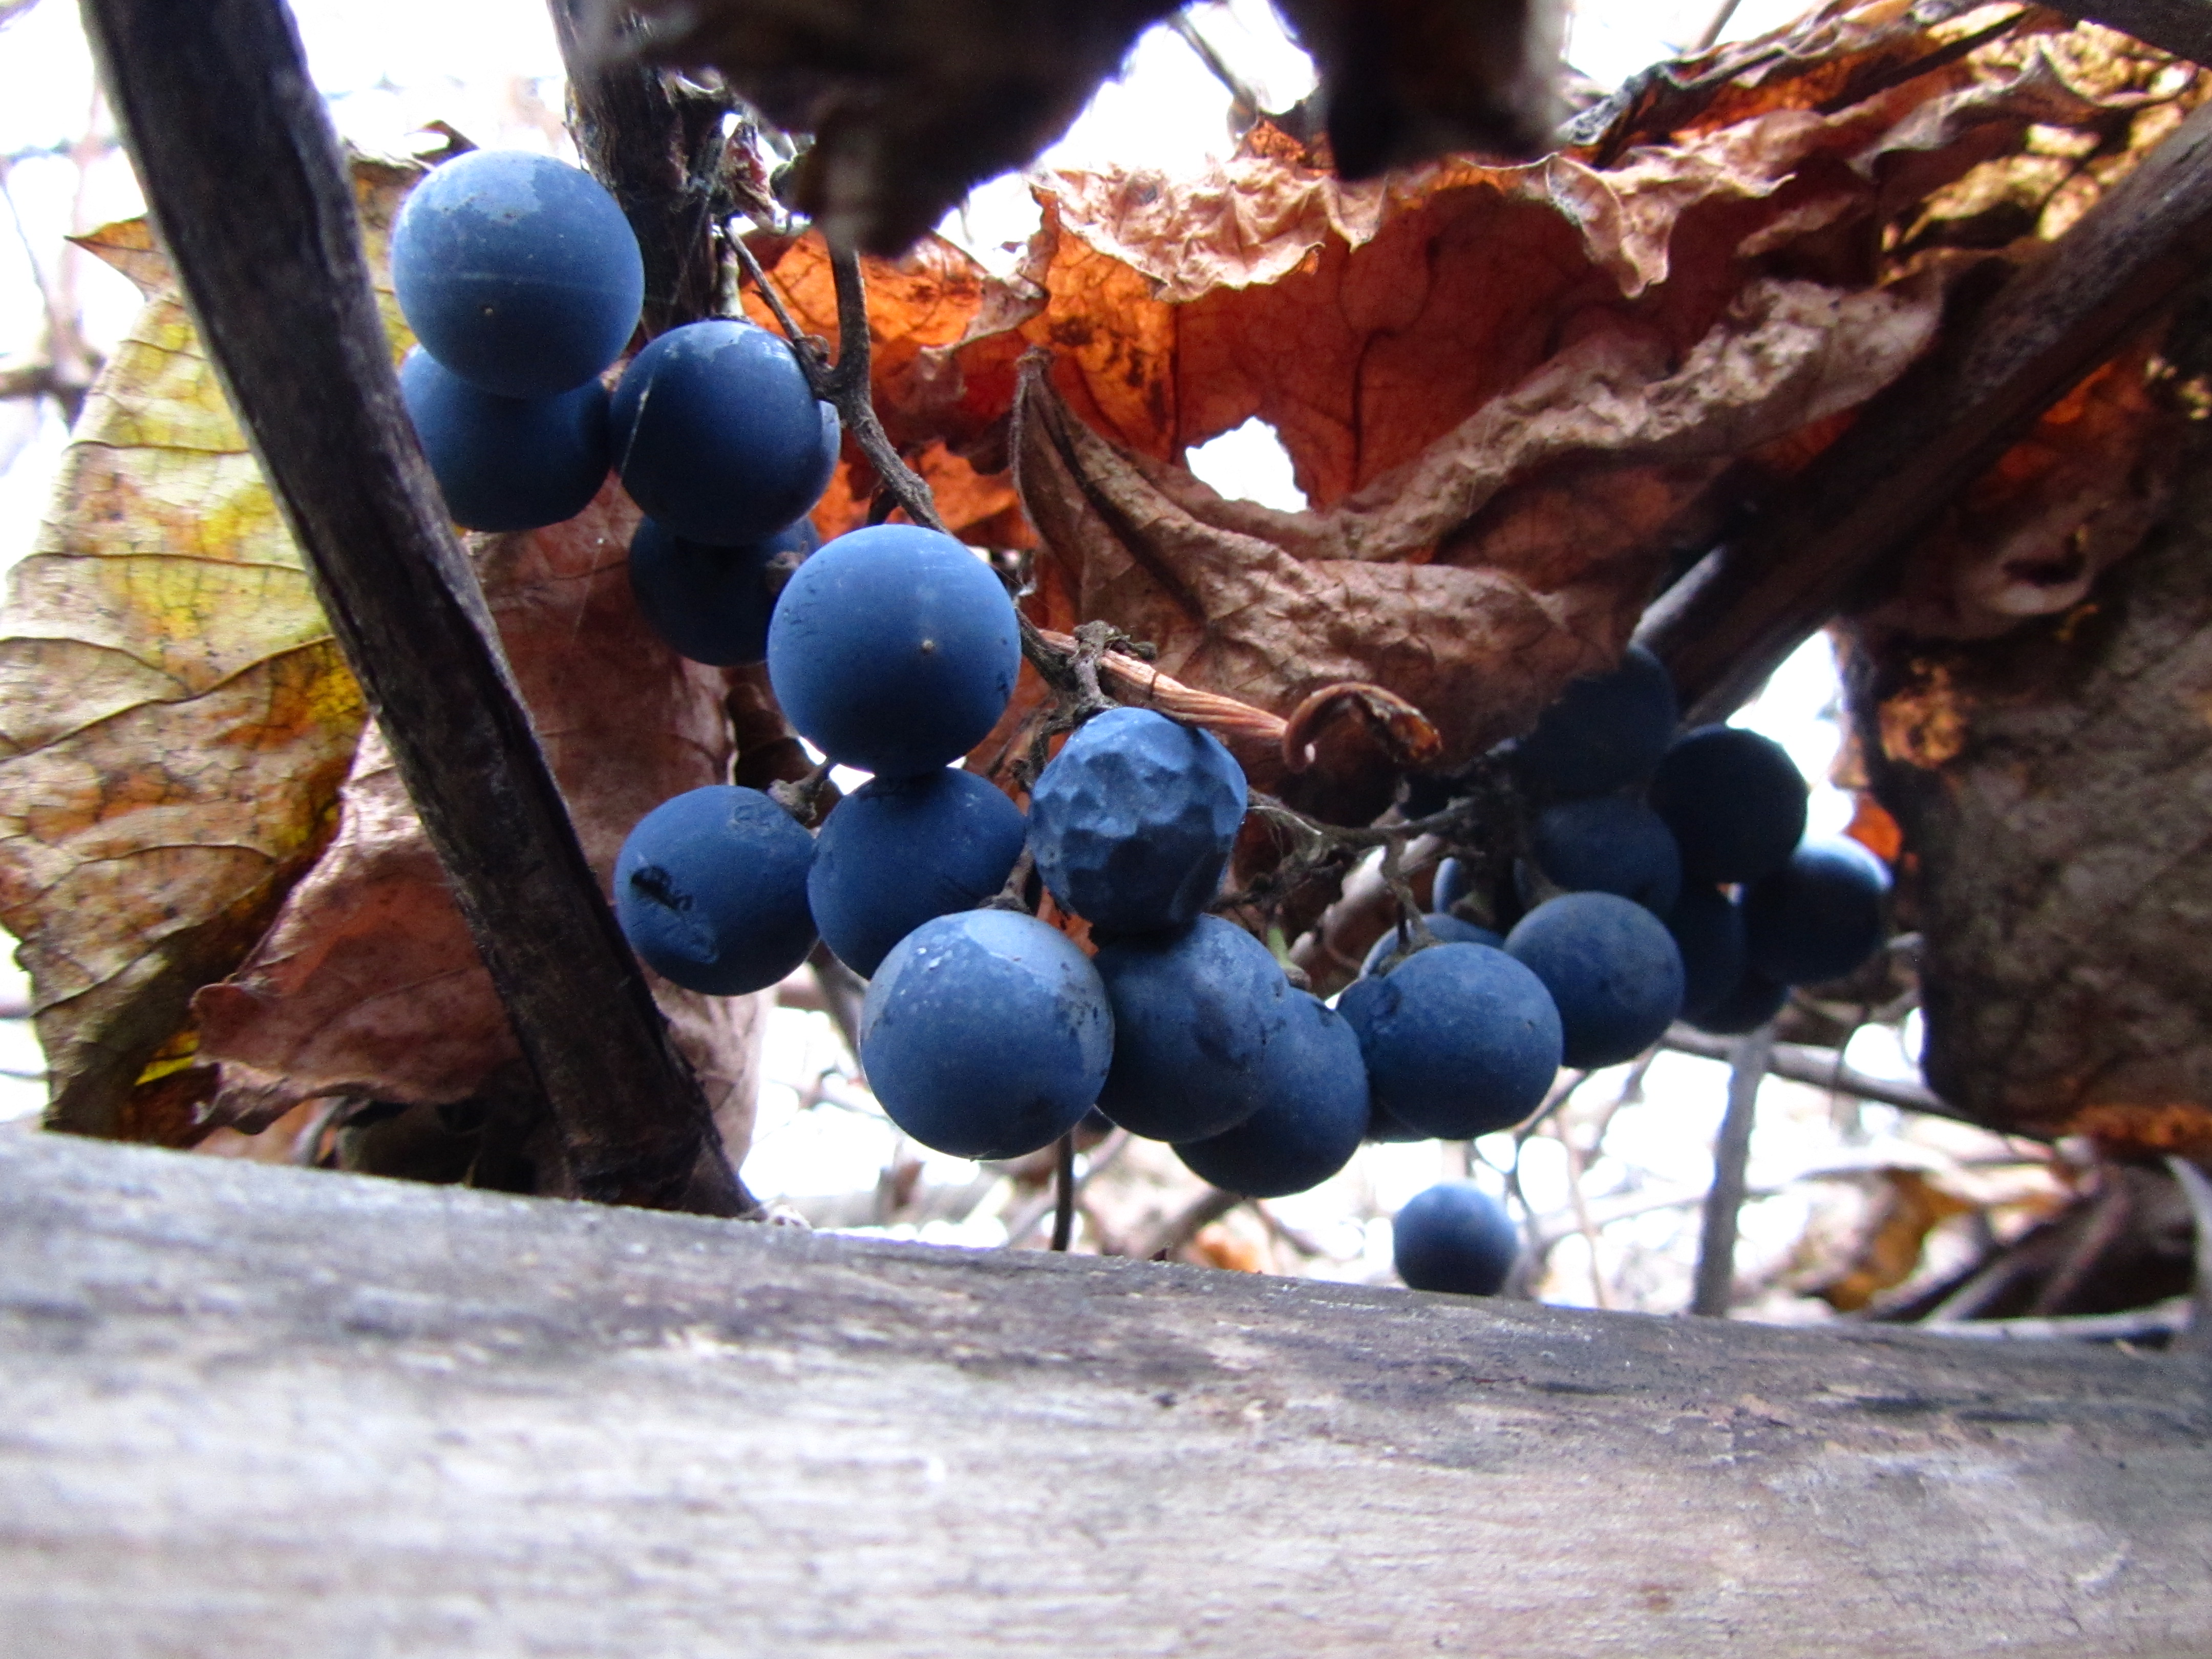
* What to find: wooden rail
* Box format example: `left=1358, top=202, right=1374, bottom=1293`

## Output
left=1, top=1130, right=2204, bottom=1655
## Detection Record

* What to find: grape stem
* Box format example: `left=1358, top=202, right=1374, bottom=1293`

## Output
left=733, top=227, right=1514, bottom=959
left=730, top=235, right=1142, bottom=705
left=1050, top=1133, right=1077, bottom=1251
left=767, top=756, right=836, bottom=827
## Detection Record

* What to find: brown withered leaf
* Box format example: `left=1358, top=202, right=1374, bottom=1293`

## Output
left=1810, top=1167, right=1977, bottom=1312
left=0, top=155, right=434, bottom=1143
left=750, top=7, right=2176, bottom=541
left=611, top=0, right=1564, bottom=254
left=1012, top=270, right=1945, bottom=786
left=616, top=0, right=1179, bottom=253
left=190, top=484, right=764, bottom=1168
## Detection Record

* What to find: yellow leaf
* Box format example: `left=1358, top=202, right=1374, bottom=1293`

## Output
left=0, top=147, right=443, bottom=1139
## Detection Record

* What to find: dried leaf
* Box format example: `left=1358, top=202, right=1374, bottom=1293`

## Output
left=1810, top=1167, right=1976, bottom=1311
left=615, top=0, right=1565, bottom=254
left=0, top=155, right=434, bottom=1139
left=190, top=484, right=764, bottom=1167
left=617, top=0, right=1179, bottom=253
left=1011, top=270, right=1945, bottom=785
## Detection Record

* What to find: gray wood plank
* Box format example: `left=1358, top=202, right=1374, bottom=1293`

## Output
left=0, top=1130, right=2205, bottom=1657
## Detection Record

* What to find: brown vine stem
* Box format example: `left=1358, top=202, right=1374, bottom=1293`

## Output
left=731, top=227, right=949, bottom=537
left=1050, top=1132, right=1077, bottom=1252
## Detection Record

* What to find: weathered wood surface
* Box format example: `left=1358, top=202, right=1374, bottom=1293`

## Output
left=1639, top=93, right=2212, bottom=723
left=1, top=1131, right=2206, bottom=1657
left=79, top=0, right=746, bottom=1215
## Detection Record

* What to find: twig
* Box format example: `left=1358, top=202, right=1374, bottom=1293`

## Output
left=1168, top=10, right=1260, bottom=127
left=1663, top=1026, right=1946, bottom=1113
left=803, top=941, right=867, bottom=1073
left=2165, top=1156, right=2212, bottom=1357
left=1916, top=1298, right=2192, bottom=1344
left=727, top=230, right=816, bottom=355
left=1050, top=1132, right=1077, bottom=1252
left=1552, top=1118, right=1609, bottom=1310
left=1003, top=1128, right=1131, bottom=1246
left=2028, top=1173, right=2133, bottom=1316
left=1691, top=1024, right=1773, bottom=1316
left=1134, top=1185, right=1241, bottom=1261
left=1692, top=0, right=1742, bottom=53
left=1515, top=1068, right=1591, bottom=1146
left=1612, top=1045, right=1660, bottom=1108
left=1251, top=1200, right=1330, bottom=1260
left=1923, top=1237, right=2048, bottom=1325
left=730, top=228, right=951, bottom=539
left=768, top=755, right=836, bottom=826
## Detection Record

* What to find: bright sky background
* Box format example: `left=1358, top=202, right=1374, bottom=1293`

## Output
left=0, top=1, right=1874, bottom=1230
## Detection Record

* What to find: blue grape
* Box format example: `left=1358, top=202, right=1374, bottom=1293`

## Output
left=1505, top=892, right=1684, bottom=1069
left=1029, top=707, right=1247, bottom=934
left=808, top=769, right=1027, bottom=977
left=1092, top=914, right=1292, bottom=1142
left=1364, top=1099, right=1429, bottom=1142
left=398, top=347, right=609, bottom=533
left=1173, top=991, right=1368, bottom=1197
left=612, top=321, right=839, bottom=545
left=1691, top=968, right=1789, bottom=1036
left=1432, top=855, right=1474, bottom=913
left=628, top=516, right=815, bottom=667
left=1667, top=885, right=1747, bottom=1022
left=1528, top=795, right=1682, bottom=914
left=1341, top=942, right=1561, bottom=1139
left=767, top=524, right=1020, bottom=777
left=1335, top=978, right=1427, bottom=1142
left=860, top=909, right=1113, bottom=1160
left=1394, top=1182, right=1519, bottom=1296
left=614, top=785, right=816, bottom=995
left=391, top=149, right=643, bottom=398
left=1359, top=913, right=1502, bottom=979
left=1648, top=725, right=1808, bottom=885
left=1745, top=837, right=1890, bottom=985
left=1515, top=644, right=1678, bottom=800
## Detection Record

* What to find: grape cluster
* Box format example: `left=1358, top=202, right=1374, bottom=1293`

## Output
left=612, top=604, right=1892, bottom=1286
left=394, top=157, right=1896, bottom=1302
left=391, top=149, right=841, bottom=664
left=1393, top=646, right=1893, bottom=1050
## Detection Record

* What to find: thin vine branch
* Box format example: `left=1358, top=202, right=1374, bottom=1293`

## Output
left=1050, top=1132, right=1077, bottom=1252
left=729, top=228, right=1511, bottom=948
